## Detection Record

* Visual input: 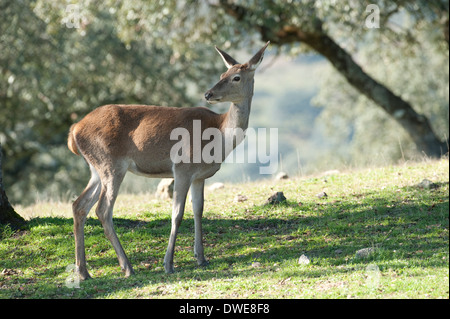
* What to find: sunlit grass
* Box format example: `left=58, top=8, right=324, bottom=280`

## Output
left=1, top=159, right=448, bottom=299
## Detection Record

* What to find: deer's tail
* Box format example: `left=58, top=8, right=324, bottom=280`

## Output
left=68, top=124, right=80, bottom=156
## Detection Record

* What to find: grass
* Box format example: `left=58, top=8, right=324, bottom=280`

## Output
left=0, top=159, right=448, bottom=299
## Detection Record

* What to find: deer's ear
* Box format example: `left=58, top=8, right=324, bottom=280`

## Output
left=247, top=41, right=270, bottom=71
left=215, top=46, right=240, bottom=69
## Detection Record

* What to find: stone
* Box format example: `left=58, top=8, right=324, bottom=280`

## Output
left=208, top=182, right=225, bottom=191
left=298, top=254, right=310, bottom=265
left=265, top=191, right=287, bottom=205
left=316, top=191, right=328, bottom=199
left=275, top=172, right=289, bottom=180
left=155, top=178, right=174, bottom=200
left=234, top=194, right=248, bottom=202
left=416, top=179, right=437, bottom=189
left=355, top=247, right=376, bottom=259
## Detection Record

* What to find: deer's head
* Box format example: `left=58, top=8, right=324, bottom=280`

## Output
left=205, top=41, right=270, bottom=105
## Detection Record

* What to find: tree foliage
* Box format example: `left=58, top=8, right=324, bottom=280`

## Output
left=314, top=21, right=449, bottom=164
left=0, top=0, right=223, bottom=204
left=0, top=0, right=448, bottom=204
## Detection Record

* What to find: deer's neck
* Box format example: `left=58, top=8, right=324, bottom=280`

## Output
left=218, top=84, right=254, bottom=159
left=224, top=100, right=251, bottom=131
left=221, top=83, right=254, bottom=132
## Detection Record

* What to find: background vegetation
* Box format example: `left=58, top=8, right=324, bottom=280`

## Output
left=0, top=0, right=448, bottom=206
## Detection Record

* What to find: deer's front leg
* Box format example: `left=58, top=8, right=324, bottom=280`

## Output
left=191, top=179, right=208, bottom=266
left=164, top=176, right=190, bottom=273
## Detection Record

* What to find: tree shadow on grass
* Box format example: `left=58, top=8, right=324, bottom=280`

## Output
left=1, top=182, right=448, bottom=298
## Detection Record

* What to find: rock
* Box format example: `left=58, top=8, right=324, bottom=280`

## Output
left=234, top=194, right=248, bottom=203
left=275, top=172, right=289, bottom=180
left=316, top=191, right=328, bottom=199
left=265, top=191, right=287, bottom=205
left=298, top=254, right=310, bottom=265
left=355, top=247, right=376, bottom=259
left=155, top=178, right=174, bottom=200
left=416, top=179, right=437, bottom=189
left=208, top=182, right=225, bottom=191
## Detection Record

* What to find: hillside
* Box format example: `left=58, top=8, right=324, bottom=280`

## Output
left=1, top=159, right=448, bottom=299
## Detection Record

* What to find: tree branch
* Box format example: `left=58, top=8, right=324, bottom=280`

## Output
left=302, top=32, right=447, bottom=156
left=217, top=0, right=448, bottom=157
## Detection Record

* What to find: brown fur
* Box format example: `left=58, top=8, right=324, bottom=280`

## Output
left=67, top=124, right=79, bottom=155
left=70, top=104, right=226, bottom=175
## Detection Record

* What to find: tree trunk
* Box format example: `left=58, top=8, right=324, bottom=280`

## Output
left=300, top=32, right=448, bottom=158
left=0, top=144, right=25, bottom=229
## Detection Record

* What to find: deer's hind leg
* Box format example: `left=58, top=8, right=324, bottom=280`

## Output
left=73, top=164, right=101, bottom=280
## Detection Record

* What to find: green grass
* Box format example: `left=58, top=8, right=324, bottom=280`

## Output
left=1, top=159, right=448, bottom=299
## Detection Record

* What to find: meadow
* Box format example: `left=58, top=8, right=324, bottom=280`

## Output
left=0, top=159, right=448, bottom=299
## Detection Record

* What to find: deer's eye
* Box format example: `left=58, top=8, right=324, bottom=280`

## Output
left=232, top=75, right=241, bottom=82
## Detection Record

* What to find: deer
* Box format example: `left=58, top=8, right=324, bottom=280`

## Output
left=67, top=41, right=270, bottom=279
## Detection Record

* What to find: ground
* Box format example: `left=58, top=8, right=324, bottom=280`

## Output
left=0, top=159, right=448, bottom=299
